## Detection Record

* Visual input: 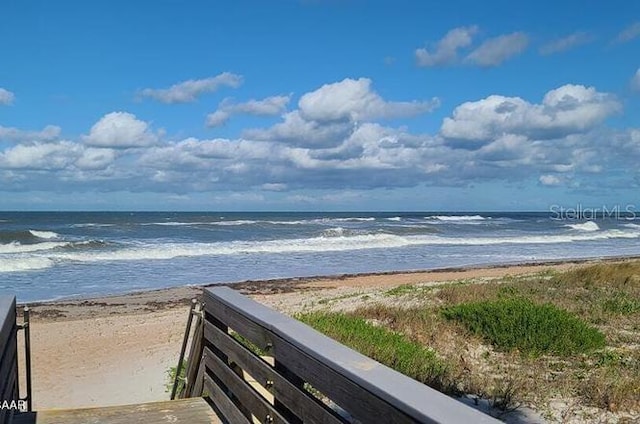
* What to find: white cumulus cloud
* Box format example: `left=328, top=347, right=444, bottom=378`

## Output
left=206, top=95, right=290, bottom=127
left=0, top=125, right=61, bottom=143
left=138, top=72, right=243, bottom=103
left=2, top=76, right=638, bottom=197
left=244, top=111, right=353, bottom=147
left=441, top=84, right=620, bottom=147
left=415, top=26, right=478, bottom=67
left=0, top=88, right=15, bottom=105
left=245, top=78, right=438, bottom=148
left=539, top=174, right=562, bottom=186
left=0, top=141, right=116, bottom=173
left=75, top=148, right=117, bottom=170
left=0, top=141, right=80, bottom=170
left=466, top=32, right=529, bottom=66
left=84, top=112, right=158, bottom=148
left=298, top=78, right=439, bottom=122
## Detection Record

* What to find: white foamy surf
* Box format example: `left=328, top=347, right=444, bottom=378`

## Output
left=36, top=227, right=640, bottom=265
left=0, top=241, right=70, bottom=254
left=29, top=230, right=59, bottom=239
left=0, top=257, right=55, bottom=273
left=565, top=221, right=600, bottom=232
left=426, top=215, right=487, bottom=222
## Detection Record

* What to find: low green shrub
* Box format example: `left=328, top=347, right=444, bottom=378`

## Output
left=441, top=298, right=605, bottom=356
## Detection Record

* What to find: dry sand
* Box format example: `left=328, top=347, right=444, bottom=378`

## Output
left=18, top=258, right=625, bottom=411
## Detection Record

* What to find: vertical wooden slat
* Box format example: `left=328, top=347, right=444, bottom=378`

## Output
left=273, top=359, right=303, bottom=424
left=171, top=299, right=197, bottom=400
left=192, top=359, right=206, bottom=399
left=183, top=310, right=204, bottom=398
left=203, top=374, right=251, bottom=424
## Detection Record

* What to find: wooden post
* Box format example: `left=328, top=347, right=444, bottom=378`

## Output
left=183, top=306, right=204, bottom=398
left=23, top=306, right=32, bottom=412
left=171, top=299, right=197, bottom=400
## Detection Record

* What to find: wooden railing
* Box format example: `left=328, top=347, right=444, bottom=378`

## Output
left=184, top=287, right=499, bottom=424
left=2, top=287, right=500, bottom=423
left=0, top=296, right=18, bottom=424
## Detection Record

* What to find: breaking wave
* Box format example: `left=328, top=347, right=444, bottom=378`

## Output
left=4, top=217, right=640, bottom=274
left=0, top=241, right=70, bottom=254
left=0, top=257, right=54, bottom=273
left=0, top=229, right=59, bottom=244
left=565, top=221, right=600, bottom=232
left=138, top=217, right=379, bottom=227
left=0, top=239, right=108, bottom=255
left=35, top=227, right=640, bottom=264
left=29, top=230, right=59, bottom=239
left=426, top=215, right=487, bottom=222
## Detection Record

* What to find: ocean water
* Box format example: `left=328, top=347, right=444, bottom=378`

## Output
left=1, top=211, right=640, bottom=302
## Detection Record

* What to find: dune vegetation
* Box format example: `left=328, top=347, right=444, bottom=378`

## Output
left=300, top=261, right=640, bottom=420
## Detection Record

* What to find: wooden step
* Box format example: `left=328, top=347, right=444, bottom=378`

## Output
left=12, top=398, right=221, bottom=424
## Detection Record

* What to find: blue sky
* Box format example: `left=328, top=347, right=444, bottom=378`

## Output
left=1, top=0, right=639, bottom=211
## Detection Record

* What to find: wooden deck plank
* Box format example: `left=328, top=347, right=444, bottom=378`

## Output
left=12, top=398, right=221, bottom=424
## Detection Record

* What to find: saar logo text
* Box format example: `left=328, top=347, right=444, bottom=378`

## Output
left=0, top=400, right=27, bottom=411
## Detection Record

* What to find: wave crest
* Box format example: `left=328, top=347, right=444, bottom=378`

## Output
left=0, top=241, right=70, bottom=254
left=29, top=230, right=59, bottom=239
left=426, top=215, right=486, bottom=222
left=565, top=221, right=600, bottom=232
left=0, top=257, right=54, bottom=273
left=37, top=227, right=640, bottom=264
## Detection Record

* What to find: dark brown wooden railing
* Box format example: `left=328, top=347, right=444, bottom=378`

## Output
left=1, top=287, right=500, bottom=423
left=183, top=287, right=499, bottom=424
left=0, top=296, right=18, bottom=424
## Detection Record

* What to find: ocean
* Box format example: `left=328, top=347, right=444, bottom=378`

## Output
left=1, top=211, right=640, bottom=302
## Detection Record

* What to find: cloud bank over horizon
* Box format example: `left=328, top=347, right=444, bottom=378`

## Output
left=1, top=77, right=637, bottom=209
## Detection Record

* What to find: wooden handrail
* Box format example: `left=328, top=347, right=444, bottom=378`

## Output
left=188, top=286, right=499, bottom=424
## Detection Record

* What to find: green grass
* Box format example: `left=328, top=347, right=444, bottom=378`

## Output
left=231, top=331, right=267, bottom=356
left=165, top=362, right=186, bottom=394
left=554, top=262, right=640, bottom=289
left=601, top=291, right=640, bottom=315
left=384, top=283, right=419, bottom=297
left=298, top=311, right=453, bottom=393
left=441, top=298, right=606, bottom=356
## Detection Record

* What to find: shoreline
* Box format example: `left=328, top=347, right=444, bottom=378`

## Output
left=20, top=253, right=640, bottom=316
left=21, top=255, right=639, bottom=412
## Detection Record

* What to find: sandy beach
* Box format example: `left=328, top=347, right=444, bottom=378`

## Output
left=18, top=257, right=629, bottom=411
